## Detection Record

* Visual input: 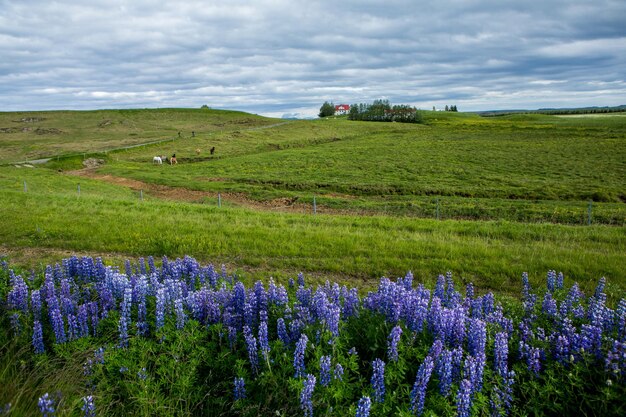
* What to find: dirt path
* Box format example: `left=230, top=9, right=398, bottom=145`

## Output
left=67, top=167, right=344, bottom=215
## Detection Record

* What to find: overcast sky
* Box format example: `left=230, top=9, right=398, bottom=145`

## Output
left=1, top=0, right=625, bottom=118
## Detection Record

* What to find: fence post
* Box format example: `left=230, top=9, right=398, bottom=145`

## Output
left=313, top=195, right=317, bottom=215
left=77, top=184, right=80, bottom=196
left=436, top=198, right=440, bottom=220
left=23, top=180, right=27, bottom=192
left=140, top=189, right=143, bottom=201
left=587, top=201, right=592, bottom=225
left=218, top=193, right=221, bottom=208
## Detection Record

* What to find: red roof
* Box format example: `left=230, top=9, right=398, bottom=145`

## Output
left=335, top=104, right=350, bottom=111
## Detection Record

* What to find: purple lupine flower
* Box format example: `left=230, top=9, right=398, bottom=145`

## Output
left=542, top=292, right=557, bottom=318
left=428, top=339, right=444, bottom=361
left=556, top=272, right=564, bottom=290
left=259, top=320, right=270, bottom=362
left=81, top=395, right=95, bottom=417
left=325, top=304, right=341, bottom=337
left=277, top=318, right=290, bottom=345
left=297, top=272, right=306, bottom=287
left=445, top=271, right=455, bottom=305
left=77, top=304, right=89, bottom=338
left=371, top=358, right=386, bottom=403
left=31, top=290, right=42, bottom=320
left=334, top=363, right=344, bottom=381
left=341, top=287, right=360, bottom=318
left=32, top=320, right=44, bottom=354
left=494, top=332, right=509, bottom=378
left=519, top=342, right=541, bottom=376
left=617, top=298, right=626, bottom=339
left=451, top=347, right=464, bottom=381
left=175, top=298, right=186, bottom=330
left=118, top=286, right=132, bottom=347
left=467, top=318, right=486, bottom=357
left=294, top=334, right=308, bottom=378
left=300, top=374, right=316, bottom=417
left=38, top=393, right=55, bottom=417
left=355, top=396, right=371, bottom=417
left=234, top=377, right=246, bottom=400
left=482, top=293, right=495, bottom=316
left=387, top=325, right=403, bottom=362
left=594, top=277, right=606, bottom=298
left=436, top=349, right=454, bottom=397
left=320, top=355, right=332, bottom=386
left=243, top=325, right=259, bottom=374
left=50, top=307, right=66, bottom=344
left=67, top=313, right=79, bottom=341
left=605, top=339, right=625, bottom=378
left=462, top=355, right=478, bottom=392
left=410, top=356, right=434, bottom=415
left=7, top=274, right=29, bottom=313
left=456, top=379, right=472, bottom=417
left=137, top=367, right=147, bottom=380
left=434, top=275, right=446, bottom=300
left=156, top=286, right=166, bottom=330
left=580, top=324, right=603, bottom=358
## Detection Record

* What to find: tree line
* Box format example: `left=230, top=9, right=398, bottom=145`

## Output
left=348, top=100, right=422, bottom=123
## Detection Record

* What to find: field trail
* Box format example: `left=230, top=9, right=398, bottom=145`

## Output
left=67, top=167, right=345, bottom=215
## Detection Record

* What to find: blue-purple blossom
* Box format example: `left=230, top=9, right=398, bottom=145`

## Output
left=494, top=332, right=509, bottom=378
left=81, top=395, right=95, bottom=417
left=371, top=358, right=386, bottom=403
left=277, top=318, right=289, bottom=345
left=175, top=298, right=186, bottom=330
left=436, top=349, right=454, bottom=397
left=356, top=396, right=371, bottom=417
left=243, top=325, right=259, bottom=374
left=387, top=325, right=403, bottom=362
left=49, top=306, right=66, bottom=345
left=294, top=334, right=308, bottom=378
left=156, top=286, right=166, bottom=330
left=234, top=377, right=246, bottom=400
left=334, top=363, right=344, bottom=381
left=542, top=292, right=557, bottom=318
left=118, top=286, right=132, bottom=347
left=320, top=355, right=331, bottom=386
left=410, top=356, right=435, bottom=415
left=258, top=320, right=270, bottom=362
left=456, top=379, right=472, bottom=417
left=300, top=374, right=316, bottom=417
left=32, top=320, right=44, bottom=354
left=38, top=393, right=55, bottom=417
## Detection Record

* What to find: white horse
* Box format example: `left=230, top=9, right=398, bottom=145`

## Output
left=152, top=156, right=162, bottom=164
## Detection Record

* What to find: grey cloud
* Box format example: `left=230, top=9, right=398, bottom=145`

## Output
left=0, top=0, right=624, bottom=116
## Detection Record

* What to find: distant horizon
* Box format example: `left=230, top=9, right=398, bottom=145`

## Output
left=2, top=103, right=625, bottom=120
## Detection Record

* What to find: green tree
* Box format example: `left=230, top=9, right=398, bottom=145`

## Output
left=318, top=101, right=336, bottom=118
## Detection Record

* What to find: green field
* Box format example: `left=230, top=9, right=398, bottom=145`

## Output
left=0, top=108, right=625, bottom=297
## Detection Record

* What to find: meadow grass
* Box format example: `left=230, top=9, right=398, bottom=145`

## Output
left=94, top=112, right=626, bottom=224
left=0, top=166, right=624, bottom=298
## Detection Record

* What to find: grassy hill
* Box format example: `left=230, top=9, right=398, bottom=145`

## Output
left=0, top=108, right=277, bottom=163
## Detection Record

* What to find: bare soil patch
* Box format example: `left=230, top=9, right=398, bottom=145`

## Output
left=66, top=168, right=346, bottom=214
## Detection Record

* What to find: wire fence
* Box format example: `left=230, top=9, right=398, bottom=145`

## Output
left=15, top=179, right=626, bottom=226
